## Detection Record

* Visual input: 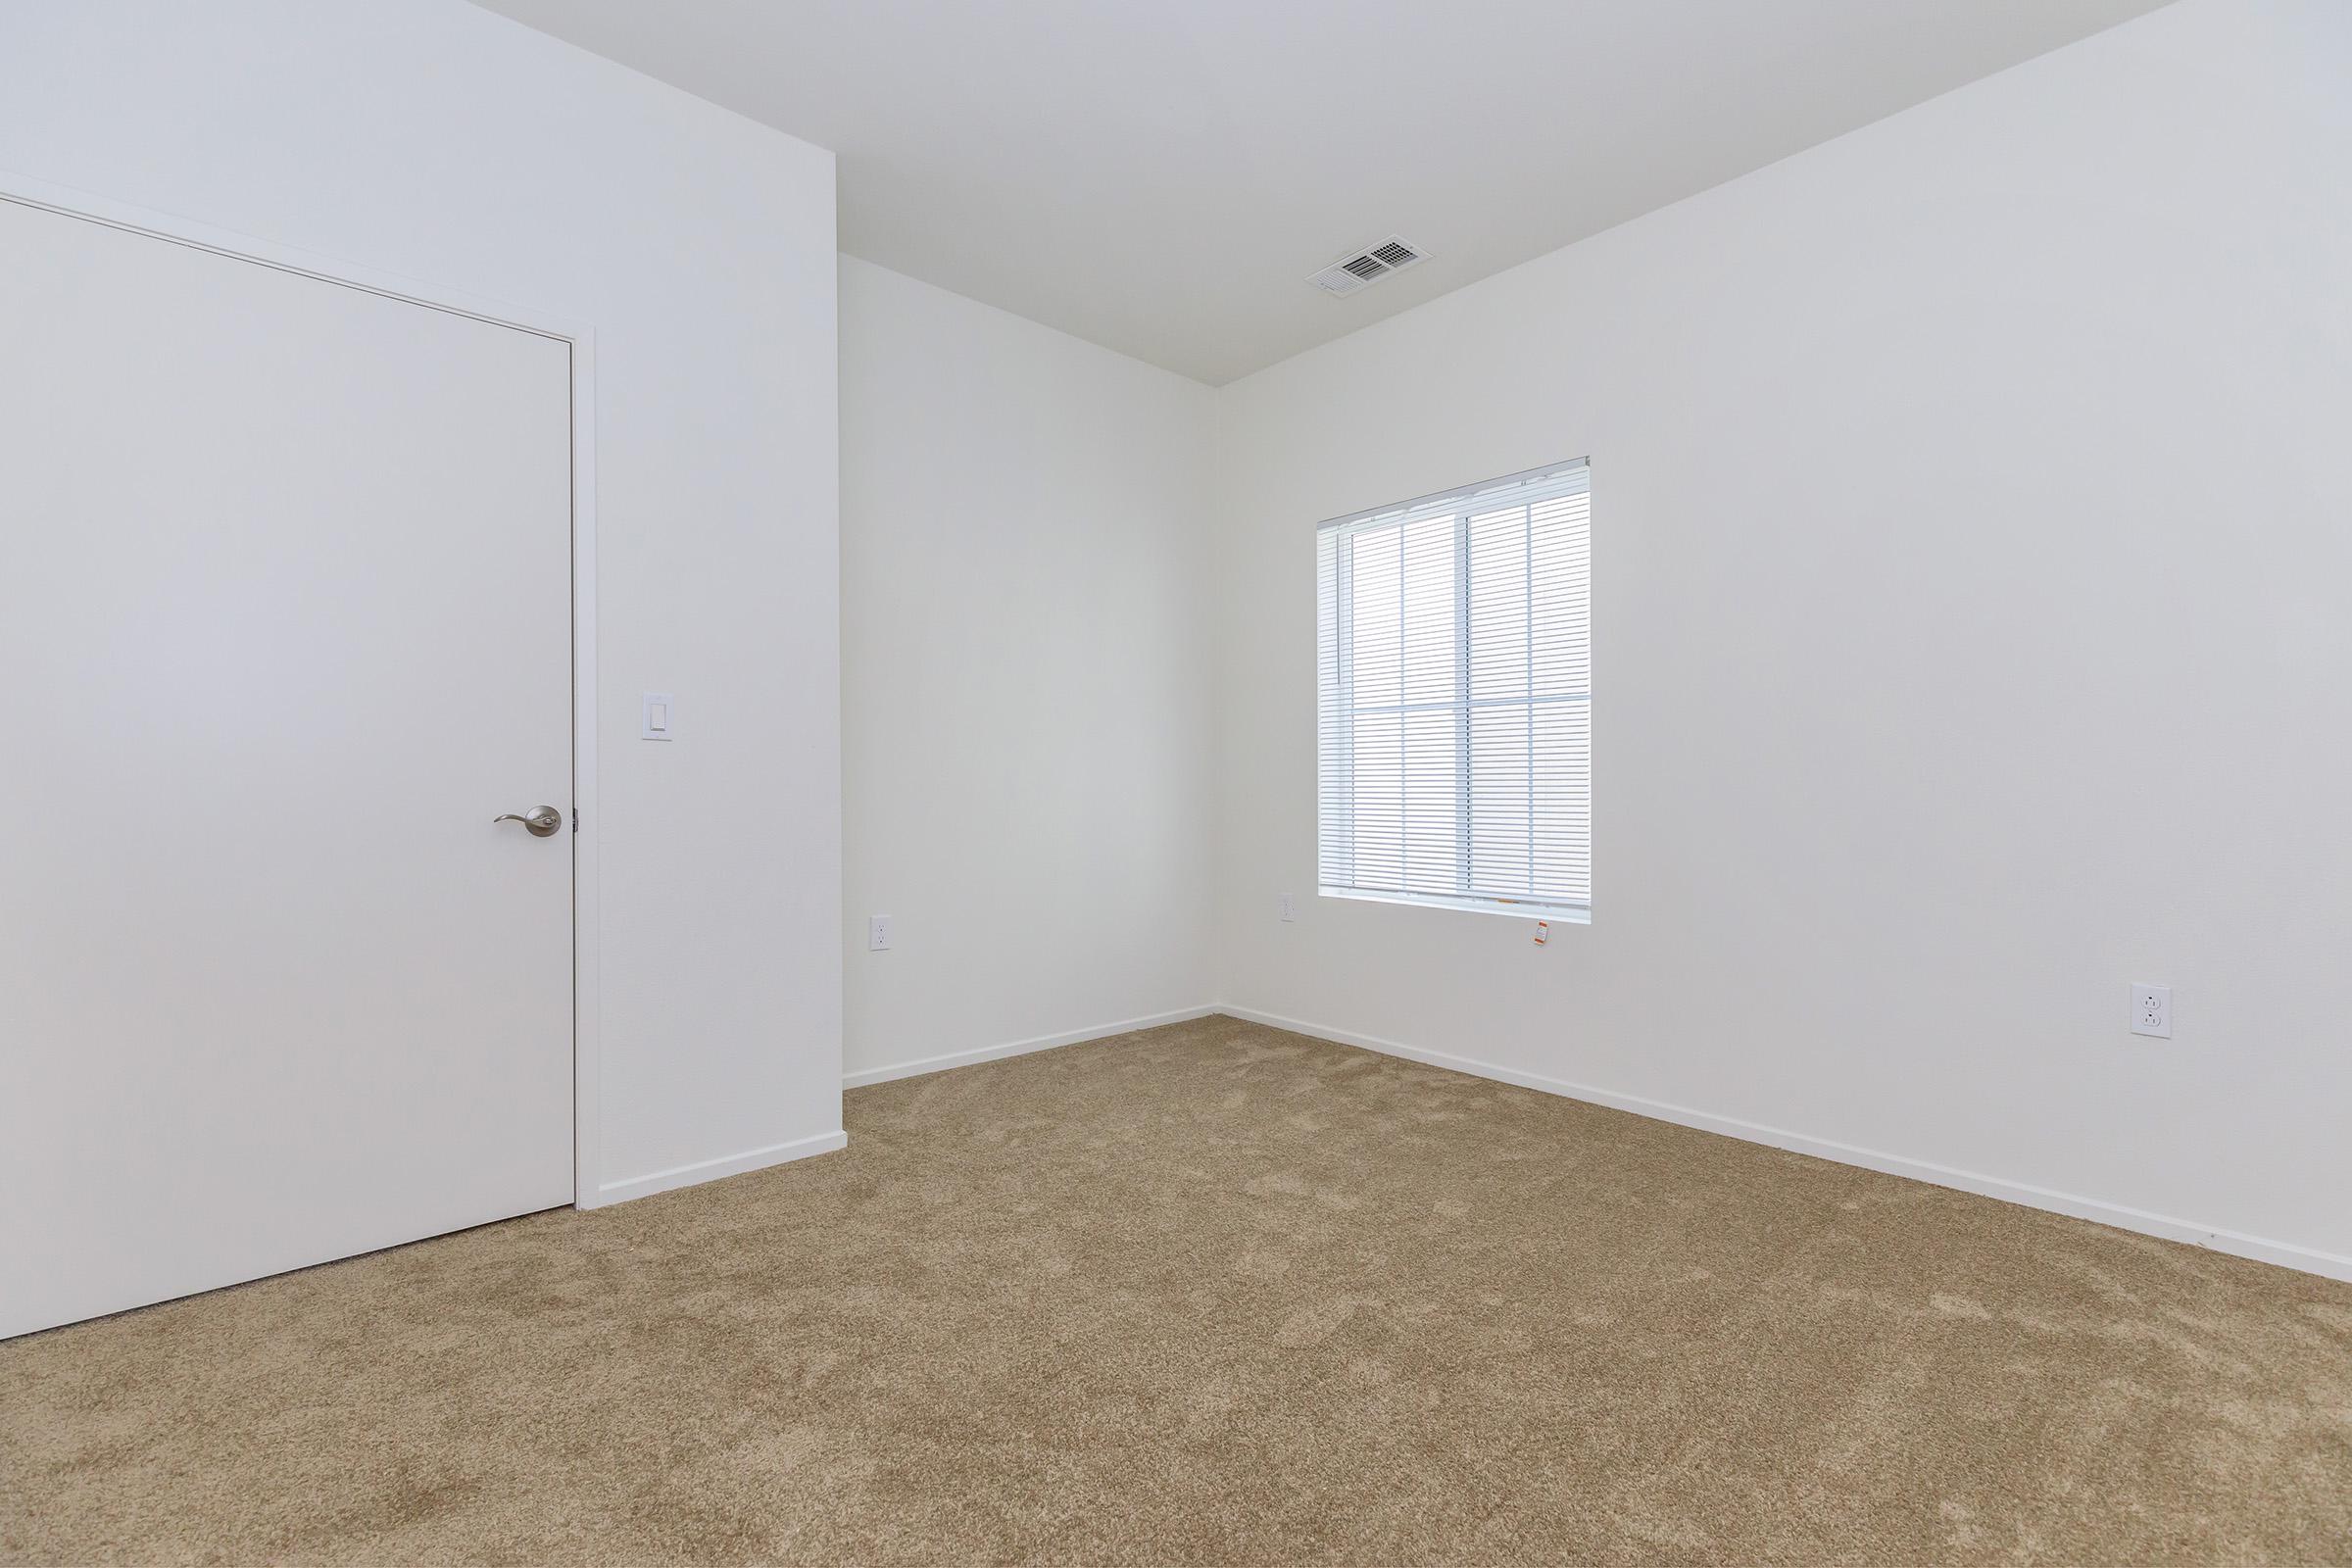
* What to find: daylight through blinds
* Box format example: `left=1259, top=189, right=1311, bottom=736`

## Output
left=1316, top=461, right=1590, bottom=914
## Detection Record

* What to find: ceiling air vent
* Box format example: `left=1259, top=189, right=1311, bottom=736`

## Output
left=1307, top=235, right=1428, bottom=298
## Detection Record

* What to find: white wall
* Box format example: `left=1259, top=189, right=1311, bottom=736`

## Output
left=1211, top=0, right=2352, bottom=1274
left=840, top=258, right=1217, bottom=1083
left=0, top=0, right=844, bottom=1199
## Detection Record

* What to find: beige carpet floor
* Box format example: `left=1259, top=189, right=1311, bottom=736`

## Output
left=4, top=1014, right=2350, bottom=1566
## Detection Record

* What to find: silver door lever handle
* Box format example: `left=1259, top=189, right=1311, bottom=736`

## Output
left=495, top=806, right=564, bottom=837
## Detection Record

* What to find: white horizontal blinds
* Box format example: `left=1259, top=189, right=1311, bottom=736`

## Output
left=1317, top=462, right=1590, bottom=913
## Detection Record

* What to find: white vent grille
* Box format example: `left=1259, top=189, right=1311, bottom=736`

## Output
left=1307, top=235, right=1428, bottom=297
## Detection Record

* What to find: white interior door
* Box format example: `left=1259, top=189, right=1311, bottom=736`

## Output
left=0, top=197, right=575, bottom=1339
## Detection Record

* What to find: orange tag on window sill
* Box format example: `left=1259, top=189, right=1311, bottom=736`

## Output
left=1533, top=920, right=1549, bottom=946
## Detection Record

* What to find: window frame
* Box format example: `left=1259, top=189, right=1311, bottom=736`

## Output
left=1316, top=459, right=1592, bottom=924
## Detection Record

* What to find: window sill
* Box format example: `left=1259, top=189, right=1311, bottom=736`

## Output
left=1317, top=887, right=1592, bottom=924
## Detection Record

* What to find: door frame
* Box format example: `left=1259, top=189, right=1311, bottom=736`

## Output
left=0, top=171, right=605, bottom=1209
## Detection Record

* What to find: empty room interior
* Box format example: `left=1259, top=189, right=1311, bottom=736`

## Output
left=5, top=1, right=2351, bottom=1562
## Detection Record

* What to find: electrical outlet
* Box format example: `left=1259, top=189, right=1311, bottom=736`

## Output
left=2132, top=984, right=2171, bottom=1039
left=867, top=914, right=893, bottom=953
left=1279, top=893, right=1297, bottom=922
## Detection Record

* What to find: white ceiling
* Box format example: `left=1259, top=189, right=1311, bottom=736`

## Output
left=477, top=0, right=2170, bottom=385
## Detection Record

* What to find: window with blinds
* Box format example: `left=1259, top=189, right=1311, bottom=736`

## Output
left=1316, top=460, right=1591, bottom=919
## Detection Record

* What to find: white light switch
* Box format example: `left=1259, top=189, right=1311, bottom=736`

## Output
left=642, top=692, right=673, bottom=741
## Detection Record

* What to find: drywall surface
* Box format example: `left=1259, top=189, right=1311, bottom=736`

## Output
left=1211, top=0, right=2352, bottom=1270
left=841, top=258, right=1216, bottom=1083
left=0, top=0, right=843, bottom=1198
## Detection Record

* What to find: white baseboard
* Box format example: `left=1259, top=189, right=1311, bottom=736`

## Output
left=1218, top=1004, right=2352, bottom=1285
left=844, top=1004, right=1218, bottom=1090
left=590, top=1128, right=849, bottom=1207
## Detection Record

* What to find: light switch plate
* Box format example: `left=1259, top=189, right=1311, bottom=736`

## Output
left=642, top=691, right=674, bottom=741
